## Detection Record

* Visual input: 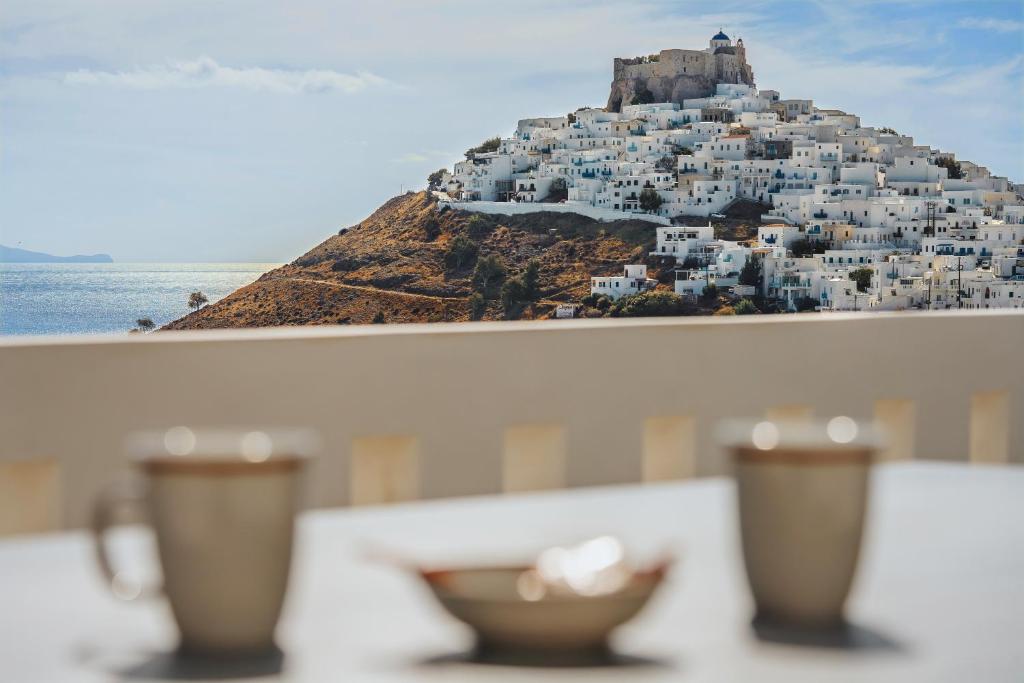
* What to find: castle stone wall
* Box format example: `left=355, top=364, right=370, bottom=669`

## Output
left=607, top=46, right=754, bottom=112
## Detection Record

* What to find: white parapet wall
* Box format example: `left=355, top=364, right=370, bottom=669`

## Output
left=1, top=311, right=1022, bottom=535
left=438, top=199, right=672, bottom=225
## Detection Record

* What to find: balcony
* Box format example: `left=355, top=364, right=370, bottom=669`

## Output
left=3, top=313, right=1019, bottom=528
left=1, top=313, right=1022, bottom=679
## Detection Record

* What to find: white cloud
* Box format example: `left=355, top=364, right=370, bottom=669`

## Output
left=63, top=56, right=394, bottom=94
left=957, top=17, right=1024, bottom=33
left=393, top=150, right=455, bottom=164
left=395, top=153, right=428, bottom=163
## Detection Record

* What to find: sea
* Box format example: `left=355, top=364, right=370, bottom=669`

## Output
left=0, top=263, right=281, bottom=336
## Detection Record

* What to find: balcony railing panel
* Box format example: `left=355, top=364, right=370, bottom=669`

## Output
left=1, top=311, right=1021, bottom=536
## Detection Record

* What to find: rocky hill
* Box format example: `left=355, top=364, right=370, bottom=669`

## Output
left=164, top=192, right=756, bottom=330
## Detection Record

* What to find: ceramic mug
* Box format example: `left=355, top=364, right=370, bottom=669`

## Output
left=92, top=428, right=316, bottom=655
left=721, top=418, right=881, bottom=626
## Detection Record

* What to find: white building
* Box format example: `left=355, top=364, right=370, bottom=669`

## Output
left=434, top=37, right=1021, bottom=314
left=590, top=265, right=657, bottom=300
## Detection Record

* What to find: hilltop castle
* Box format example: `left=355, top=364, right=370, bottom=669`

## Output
left=607, top=31, right=755, bottom=111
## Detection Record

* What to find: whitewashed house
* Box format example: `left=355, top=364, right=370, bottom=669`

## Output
left=590, top=265, right=657, bottom=300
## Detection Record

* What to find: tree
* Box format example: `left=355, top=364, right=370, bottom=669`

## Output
left=655, top=155, right=676, bottom=173
left=935, top=157, right=962, bottom=180
left=188, top=291, right=208, bottom=312
left=734, top=299, right=760, bottom=315
left=739, top=255, right=763, bottom=289
left=468, top=293, right=486, bottom=321
left=465, top=137, right=501, bottom=158
left=471, top=254, right=506, bottom=298
left=639, top=188, right=663, bottom=213
left=849, top=267, right=873, bottom=293
left=498, top=260, right=542, bottom=317
left=371, top=311, right=386, bottom=324
left=444, top=235, right=478, bottom=270
left=682, top=255, right=703, bottom=270
left=522, top=259, right=541, bottom=301
left=500, top=278, right=527, bottom=316
left=702, top=284, right=719, bottom=302
left=790, top=238, right=823, bottom=257
left=426, top=168, right=447, bottom=191
left=135, top=318, right=155, bottom=332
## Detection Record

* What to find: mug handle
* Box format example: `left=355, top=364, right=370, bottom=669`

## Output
left=91, top=476, right=161, bottom=600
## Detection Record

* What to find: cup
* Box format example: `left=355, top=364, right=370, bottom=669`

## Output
left=720, top=418, right=881, bottom=627
left=92, top=428, right=317, bottom=655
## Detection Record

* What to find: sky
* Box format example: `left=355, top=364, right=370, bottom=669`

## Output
left=1, top=0, right=1022, bottom=262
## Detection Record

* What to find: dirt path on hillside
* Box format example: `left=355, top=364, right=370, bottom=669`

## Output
left=289, top=276, right=567, bottom=309
left=288, top=277, right=466, bottom=303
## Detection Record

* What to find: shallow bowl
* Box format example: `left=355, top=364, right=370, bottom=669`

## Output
left=419, top=564, right=668, bottom=653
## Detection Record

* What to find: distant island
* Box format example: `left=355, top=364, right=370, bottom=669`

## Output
left=0, top=245, right=113, bottom=263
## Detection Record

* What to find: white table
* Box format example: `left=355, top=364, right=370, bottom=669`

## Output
left=2, top=463, right=1022, bottom=682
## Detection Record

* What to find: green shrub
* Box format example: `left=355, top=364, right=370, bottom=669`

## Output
left=582, top=293, right=612, bottom=310
left=444, top=234, right=478, bottom=270
left=734, top=298, right=760, bottom=315
left=331, top=258, right=360, bottom=272
left=849, top=266, right=873, bottom=293
left=465, top=137, right=501, bottom=158
left=522, top=259, right=541, bottom=301
left=468, top=293, right=486, bottom=320
left=610, top=291, right=691, bottom=317
left=472, top=254, right=506, bottom=298
left=702, top=284, right=719, bottom=302
left=372, top=311, right=386, bottom=324
left=422, top=213, right=441, bottom=241
left=466, top=214, right=493, bottom=239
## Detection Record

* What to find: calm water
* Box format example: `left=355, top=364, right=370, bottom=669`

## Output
left=0, top=263, right=281, bottom=336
